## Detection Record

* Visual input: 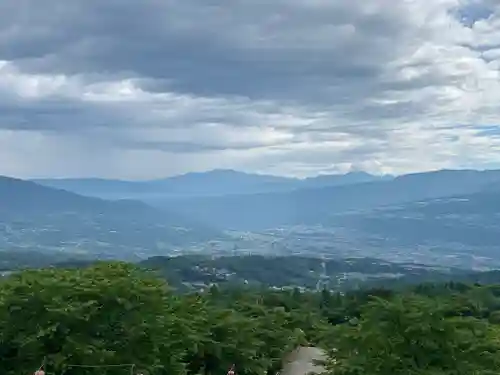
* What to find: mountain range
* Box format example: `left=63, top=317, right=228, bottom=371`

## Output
left=33, top=169, right=390, bottom=199
left=2, top=168, right=500, bottom=265
left=147, top=169, right=500, bottom=230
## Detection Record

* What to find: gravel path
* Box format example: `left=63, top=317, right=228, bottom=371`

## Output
left=281, top=346, right=327, bottom=375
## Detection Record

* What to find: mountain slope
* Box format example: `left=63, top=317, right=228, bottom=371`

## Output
left=331, top=189, right=500, bottom=251
left=156, top=169, right=500, bottom=230
left=0, top=176, right=222, bottom=259
left=139, top=254, right=464, bottom=291
left=33, top=169, right=388, bottom=199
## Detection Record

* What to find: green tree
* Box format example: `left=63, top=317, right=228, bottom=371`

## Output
left=327, top=294, right=500, bottom=375
left=0, top=262, right=188, bottom=375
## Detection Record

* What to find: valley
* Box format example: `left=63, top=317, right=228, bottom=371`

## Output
left=223, top=224, right=500, bottom=270
left=1, top=168, right=500, bottom=277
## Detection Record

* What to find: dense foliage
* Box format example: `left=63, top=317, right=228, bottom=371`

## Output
left=0, top=263, right=322, bottom=375
left=0, top=252, right=474, bottom=290
left=2, top=262, right=500, bottom=374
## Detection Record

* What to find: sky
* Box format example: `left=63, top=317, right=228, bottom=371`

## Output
left=0, top=0, right=499, bottom=179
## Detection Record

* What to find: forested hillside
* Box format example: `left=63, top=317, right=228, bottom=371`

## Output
left=0, top=251, right=496, bottom=292
left=139, top=255, right=470, bottom=291
left=3, top=262, right=500, bottom=375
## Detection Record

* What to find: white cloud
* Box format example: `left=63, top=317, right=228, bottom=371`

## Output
left=0, top=0, right=499, bottom=178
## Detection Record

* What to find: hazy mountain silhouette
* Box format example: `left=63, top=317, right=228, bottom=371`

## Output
left=33, top=169, right=389, bottom=199
left=154, top=169, right=500, bottom=230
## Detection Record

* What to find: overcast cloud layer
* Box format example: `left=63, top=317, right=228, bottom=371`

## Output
left=1, top=0, right=499, bottom=179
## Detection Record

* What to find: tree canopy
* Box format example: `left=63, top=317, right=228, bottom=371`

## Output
left=327, top=294, right=500, bottom=375
left=0, top=262, right=500, bottom=374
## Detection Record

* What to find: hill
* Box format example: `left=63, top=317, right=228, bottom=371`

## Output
left=139, top=254, right=468, bottom=292
left=156, top=169, right=500, bottom=230
left=33, top=169, right=388, bottom=199
left=0, top=251, right=495, bottom=293
left=329, top=189, right=500, bottom=256
left=0, top=176, right=223, bottom=259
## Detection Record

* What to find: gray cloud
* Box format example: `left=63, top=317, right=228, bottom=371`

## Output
left=0, top=0, right=500, bottom=178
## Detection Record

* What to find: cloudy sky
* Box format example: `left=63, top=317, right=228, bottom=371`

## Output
left=1, top=0, right=499, bottom=179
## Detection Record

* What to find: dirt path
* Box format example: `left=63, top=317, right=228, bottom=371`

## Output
left=281, top=346, right=327, bottom=375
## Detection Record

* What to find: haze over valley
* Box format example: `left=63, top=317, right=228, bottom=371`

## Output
left=0, top=167, right=498, bottom=277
